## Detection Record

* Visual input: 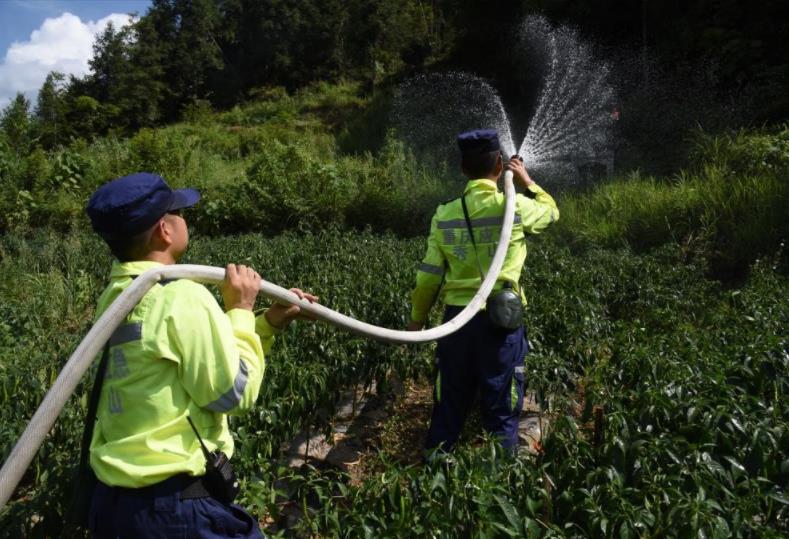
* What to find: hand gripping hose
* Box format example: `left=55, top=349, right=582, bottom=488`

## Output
left=0, top=172, right=516, bottom=508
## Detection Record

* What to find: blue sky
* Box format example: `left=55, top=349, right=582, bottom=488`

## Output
left=0, top=0, right=151, bottom=107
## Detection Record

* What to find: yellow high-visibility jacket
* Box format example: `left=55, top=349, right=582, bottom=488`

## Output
left=89, top=260, right=278, bottom=488
left=411, top=178, right=559, bottom=323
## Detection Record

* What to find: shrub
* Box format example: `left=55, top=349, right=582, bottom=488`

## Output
left=180, top=98, right=214, bottom=125
left=49, top=148, right=89, bottom=194
left=242, top=139, right=354, bottom=234
left=345, top=135, right=455, bottom=236
left=128, top=128, right=168, bottom=171
left=692, top=125, right=789, bottom=176
left=554, top=136, right=789, bottom=279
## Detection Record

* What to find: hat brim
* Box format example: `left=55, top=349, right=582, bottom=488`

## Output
left=169, top=188, right=201, bottom=211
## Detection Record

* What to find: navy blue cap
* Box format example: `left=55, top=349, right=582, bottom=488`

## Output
left=86, top=172, right=200, bottom=238
left=457, top=129, right=500, bottom=156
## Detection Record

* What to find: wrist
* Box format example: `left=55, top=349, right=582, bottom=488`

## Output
left=264, top=309, right=285, bottom=330
left=514, top=175, right=530, bottom=188
left=226, top=301, right=254, bottom=312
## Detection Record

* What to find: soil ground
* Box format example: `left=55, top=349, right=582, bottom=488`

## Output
left=264, top=373, right=549, bottom=532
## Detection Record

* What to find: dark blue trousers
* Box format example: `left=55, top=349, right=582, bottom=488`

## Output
left=89, top=475, right=264, bottom=538
left=425, top=306, right=528, bottom=452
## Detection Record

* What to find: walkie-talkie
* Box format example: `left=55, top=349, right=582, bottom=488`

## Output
left=186, top=415, right=240, bottom=504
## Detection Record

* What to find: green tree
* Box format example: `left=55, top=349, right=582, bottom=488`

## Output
left=35, top=72, right=67, bottom=149
left=87, top=22, right=131, bottom=104
left=212, top=0, right=448, bottom=94
left=342, top=0, right=448, bottom=89
left=211, top=0, right=346, bottom=91
left=145, top=0, right=223, bottom=120
left=66, top=22, right=131, bottom=135
left=126, top=16, right=166, bottom=127
left=1, top=93, right=34, bottom=160
left=72, top=18, right=166, bottom=134
left=67, top=95, right=106, bottom=138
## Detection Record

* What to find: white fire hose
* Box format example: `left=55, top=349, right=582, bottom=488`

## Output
left=0, top=172, right=516, bottom=509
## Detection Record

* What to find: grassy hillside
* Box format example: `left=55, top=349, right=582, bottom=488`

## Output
left=1, top=83, right=786, bottom=277
left=0, top=81, right=450, bottom=238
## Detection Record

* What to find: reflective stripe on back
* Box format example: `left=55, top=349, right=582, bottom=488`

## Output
left=437, top=215, right=522, bottom=229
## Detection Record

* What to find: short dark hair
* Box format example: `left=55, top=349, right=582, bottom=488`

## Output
left=103, top=226, right=156, bottom=262
left=462, top=150, right=501, bottom=178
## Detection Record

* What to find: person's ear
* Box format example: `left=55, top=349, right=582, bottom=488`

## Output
left=152, top=218, right=173, bottom=248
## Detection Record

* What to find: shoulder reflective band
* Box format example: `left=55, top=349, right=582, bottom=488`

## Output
left=204, top=359, right=249, bottom=413
left=437, top=215, right=522, bottom=229
left=109, top=323, right=142, bottom=347
left=418, top=263, right=445, bottom=276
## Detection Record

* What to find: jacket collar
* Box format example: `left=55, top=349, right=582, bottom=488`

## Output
left=109, top=260, right=166, bottom=279
left=463, top=178, right=498, bottom=195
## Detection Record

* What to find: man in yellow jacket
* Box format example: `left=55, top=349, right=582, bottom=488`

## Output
left=84, top=172, right=316, bottom=537
left=408, top=129, right=558, bottom=453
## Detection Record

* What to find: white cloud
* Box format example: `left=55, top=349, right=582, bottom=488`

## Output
left=0, top=12, right=134, bottom=109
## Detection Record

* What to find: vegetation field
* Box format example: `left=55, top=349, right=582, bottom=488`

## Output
left=0, top=83, right=787, bottom=537
left=0, top=224, right=786, bottom=536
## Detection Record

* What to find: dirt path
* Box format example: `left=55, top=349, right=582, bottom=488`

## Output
left=281, top=374, right=547, bottom=478
left=264, top=375, right=549, bottom=532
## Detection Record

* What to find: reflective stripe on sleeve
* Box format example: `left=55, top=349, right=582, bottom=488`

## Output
left=418, top=262, right=445, bottom=276
left=514, top=365, right=525, bottom=375
left=109, top=323, right=142, bottom=346
left=204, top=360, right=249, bottom=413
left=437, top=215, right=522, bottom=229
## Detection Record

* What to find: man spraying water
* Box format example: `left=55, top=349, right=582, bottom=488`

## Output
left=407, top=129, right=559, bottom=453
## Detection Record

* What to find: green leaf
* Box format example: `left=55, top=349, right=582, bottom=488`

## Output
left=491, top=522, right=520, bottom=538
left=494, top=494, right=521, bottom=532
left=768, top=493, right=789, bottom=506
left=724, top=456, right=747, bottom=476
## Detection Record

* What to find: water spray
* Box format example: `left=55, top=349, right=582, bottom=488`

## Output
left=393, top=18, right=616, bottom=186
left=517, top=16, right=617, bottom=177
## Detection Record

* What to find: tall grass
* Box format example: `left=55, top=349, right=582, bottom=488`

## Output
left=554, top=126, right=789, bottom=277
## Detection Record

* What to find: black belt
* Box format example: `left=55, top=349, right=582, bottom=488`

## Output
left=113, top=473, right=212, bottom=500
left=179, top=475, right=213, bottom=499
